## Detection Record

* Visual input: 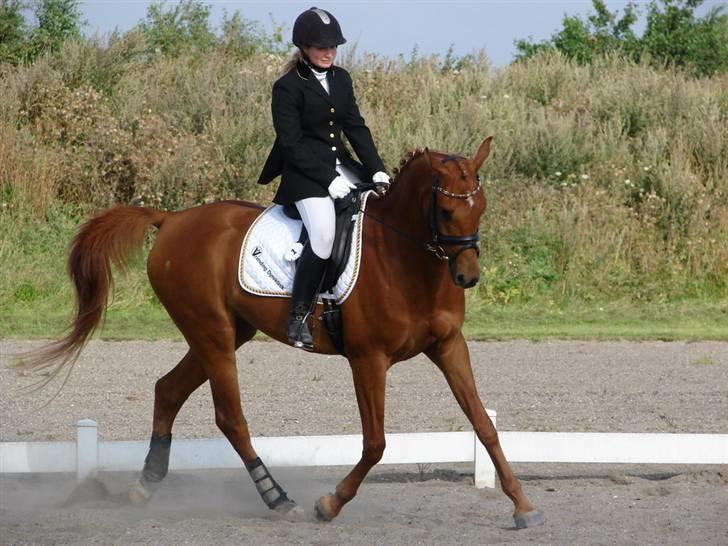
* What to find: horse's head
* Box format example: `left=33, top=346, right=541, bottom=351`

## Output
left=423, top=137, right=492, bottom=288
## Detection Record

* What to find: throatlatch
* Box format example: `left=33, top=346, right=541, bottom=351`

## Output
left=245, top=457, right=293, bottom=510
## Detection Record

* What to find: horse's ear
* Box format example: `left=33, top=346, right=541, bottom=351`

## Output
left=423, top=147, right=448, bottom=175
left=423, top=147, right=433, bottom=168
left=472, top=136, right=493, bottom=172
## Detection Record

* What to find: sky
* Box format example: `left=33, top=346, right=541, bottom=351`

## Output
left=77, top=0, right=725, bottom=67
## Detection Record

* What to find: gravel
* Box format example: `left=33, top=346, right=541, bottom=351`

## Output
left=1, top=339, right=726, bottom=545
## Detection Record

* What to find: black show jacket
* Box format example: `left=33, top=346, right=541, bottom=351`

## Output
left=257, top=61, right=386, bottom=205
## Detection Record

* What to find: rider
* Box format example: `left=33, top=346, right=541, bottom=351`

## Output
left=258, top=7, right=391, bottom=349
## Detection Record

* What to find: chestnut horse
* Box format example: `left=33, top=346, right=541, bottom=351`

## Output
left=24, top=137, right=542, bottom=528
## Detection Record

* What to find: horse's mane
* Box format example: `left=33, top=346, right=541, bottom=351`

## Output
left=392, top=147, right=466, bottom=182
left=392, top=148, right=426, bottom=179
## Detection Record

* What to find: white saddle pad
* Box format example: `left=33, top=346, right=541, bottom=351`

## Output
left=238, top=195, right=370, bottom=304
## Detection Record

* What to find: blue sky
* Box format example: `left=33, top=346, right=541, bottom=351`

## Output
left=77, top=1, right=724, bottom=66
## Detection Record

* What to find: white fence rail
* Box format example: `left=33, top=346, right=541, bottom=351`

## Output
left=2, top=414, right=726, bottom=489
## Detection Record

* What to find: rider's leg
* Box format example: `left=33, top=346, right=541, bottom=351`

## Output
left=287, top=196, right=335, bottom=348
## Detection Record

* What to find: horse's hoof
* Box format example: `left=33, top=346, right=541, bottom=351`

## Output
left=314, top=495, right=336, bottom=522
left=514, top=509, right=544, bottom=529
left=128, top=478, right=153, bottom=506
left=272, top=500, right=306, bottom=522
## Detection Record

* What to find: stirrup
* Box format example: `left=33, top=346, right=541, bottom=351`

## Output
left=287, top=310, right=314, bottom=350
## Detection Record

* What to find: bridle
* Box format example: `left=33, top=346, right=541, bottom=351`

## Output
left=428, top=178, right=482, bottom=261
left=360, top=155, right=482, bottom=262
left=427, top=156, right=482, bottom=262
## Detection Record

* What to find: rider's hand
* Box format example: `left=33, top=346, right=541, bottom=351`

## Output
left=328, top=176, right=356, bottom=200
left=372, top=171, right=391, bottom=196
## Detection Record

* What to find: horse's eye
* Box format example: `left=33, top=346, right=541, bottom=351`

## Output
left=441, top=208, right=453, bottom=222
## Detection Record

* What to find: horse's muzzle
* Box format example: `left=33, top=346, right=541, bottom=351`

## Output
left=449, top=256, right=480, bottom=288
left=455, top=272, right=480, bottom=289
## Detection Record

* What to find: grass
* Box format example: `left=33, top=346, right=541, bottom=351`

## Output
left=1, top=46, right=727, bottom=342
left=464, top=300, right=728, bottom=341
left=2, top=289, right=726, bottom=341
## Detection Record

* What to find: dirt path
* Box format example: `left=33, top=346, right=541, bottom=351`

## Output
left=1, top=340, right=727, bottom=544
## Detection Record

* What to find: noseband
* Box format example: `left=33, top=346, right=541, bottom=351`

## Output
left=427, top=157, right=482, bottom=261
left=359, top=155, right=482, bottom=263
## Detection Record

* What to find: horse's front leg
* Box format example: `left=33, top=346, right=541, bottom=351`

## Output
left=426, top=332, right=544, bottom=529
left=315, top=356, right=387, bottom=521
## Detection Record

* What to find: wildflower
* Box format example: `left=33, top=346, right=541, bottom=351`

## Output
left=503, top=94, right=510, bottom=99
left=580, top=174, right=590, bottom=180
left=555, top=171, right=562, bottom=177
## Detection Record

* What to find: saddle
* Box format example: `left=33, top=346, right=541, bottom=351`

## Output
left=282, top=189, right=369, bottom=355
left=282, top=191, right=365, bottom=293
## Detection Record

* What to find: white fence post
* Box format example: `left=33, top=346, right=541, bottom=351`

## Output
left=473, top=409, right=497, bottom=488
left=75, top=419, right=98, bottom=482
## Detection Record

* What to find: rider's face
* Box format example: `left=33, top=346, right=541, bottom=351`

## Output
left=303, top=45, right=337, bottom=68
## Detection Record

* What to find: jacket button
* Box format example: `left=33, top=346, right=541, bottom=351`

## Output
left=331, top=146, right=337, bottom=151
left=330, top=133, right=335, bottom=138
left=330, top=108, right=335, bottom=113
left=329, top=121, right=334, bottom=126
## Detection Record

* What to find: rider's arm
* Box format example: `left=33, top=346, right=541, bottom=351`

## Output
left=340, top=70, right=386, bottom=178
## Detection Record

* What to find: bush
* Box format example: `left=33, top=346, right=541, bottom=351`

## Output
left=0, top=0, right=26, bottom=64
left=137, top=0, right=215, bottom=56
left=26, top=0, right=85, bottom=61
left=516, top=0, right=728, bottom=77
left=1, top=38, right=726, bottom=305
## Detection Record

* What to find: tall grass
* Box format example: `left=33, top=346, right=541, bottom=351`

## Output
left=1, top=42, right=727, bottom=332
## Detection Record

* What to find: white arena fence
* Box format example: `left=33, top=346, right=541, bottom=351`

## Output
left=1, top=411, right=726, bottom=489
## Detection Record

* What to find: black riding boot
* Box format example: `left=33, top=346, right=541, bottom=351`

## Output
left=288, top=245, right=327, bottom=350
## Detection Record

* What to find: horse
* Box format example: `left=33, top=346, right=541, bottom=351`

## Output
left=22, top=136, right=543, bottom=528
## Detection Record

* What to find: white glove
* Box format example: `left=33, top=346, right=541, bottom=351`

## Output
left=328, top=175, right=356, bottom=200
left=372, top=171, right=391, bottom=196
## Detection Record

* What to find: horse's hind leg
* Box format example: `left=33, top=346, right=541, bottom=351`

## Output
left=144, top=314, right=301, bottom=516
left=129, top=322, right=274, bottom=508
left=194, top=320, right=302, bottom=517
left=129, top=349, right=208, bottom=504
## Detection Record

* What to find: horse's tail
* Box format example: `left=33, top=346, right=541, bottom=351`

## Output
left=17, top=205, right=168, bottom=387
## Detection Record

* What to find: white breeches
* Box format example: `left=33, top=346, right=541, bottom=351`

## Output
left=295, top=163, right=361, bottom=259
left=295, top=197, right=335, bottom=259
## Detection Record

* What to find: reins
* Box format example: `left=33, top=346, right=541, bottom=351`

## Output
left=359, top=201, right=446, bottom=258
left=355, top=164, right=482, bottom=262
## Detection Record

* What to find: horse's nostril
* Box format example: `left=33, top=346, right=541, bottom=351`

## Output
left=457, top=275, right=479, bottom=288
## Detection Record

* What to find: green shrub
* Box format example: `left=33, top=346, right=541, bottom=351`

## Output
left=1, top=41, right=726, bottom=309
left=516, top=0, right=728, bottom=77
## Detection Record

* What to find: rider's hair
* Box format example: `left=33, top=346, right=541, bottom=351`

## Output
left=281, top=49, right=303, bottom=76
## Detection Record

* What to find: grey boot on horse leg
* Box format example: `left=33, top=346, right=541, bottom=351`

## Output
left=129, top=432, right=172, bottom=505
left=287, top=245, right=327, bottom=350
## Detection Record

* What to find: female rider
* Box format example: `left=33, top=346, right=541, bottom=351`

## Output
left=258, top=7, right=390, bottom=349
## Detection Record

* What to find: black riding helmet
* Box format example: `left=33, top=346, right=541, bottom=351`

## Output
left=292, top=7, right=346, bottom=48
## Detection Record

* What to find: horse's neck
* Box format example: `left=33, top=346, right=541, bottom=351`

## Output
left=376, top=157, right=431, bottom=238
left=366, top=157, right=454, bottom=292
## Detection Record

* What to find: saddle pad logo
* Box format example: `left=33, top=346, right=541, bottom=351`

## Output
left=250, top=245, right=285, bottom=290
